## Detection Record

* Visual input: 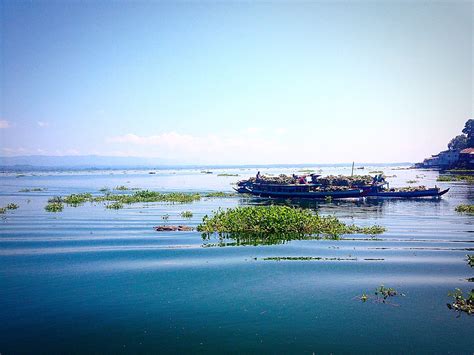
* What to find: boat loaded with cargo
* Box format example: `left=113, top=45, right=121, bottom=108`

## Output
left=235, top=173, right=449, bottom=199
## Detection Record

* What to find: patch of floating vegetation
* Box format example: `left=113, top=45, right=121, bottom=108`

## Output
left=6, top=203, right=19, bottom=210
left=155, top=225, right=193, bottom=231
left=406, top=180, right=418, bottom=184
left=106, top=202, right=123, bottom=209
left=19, top=188, right=45, bottom=192
left=447, top=288, right=474, bottom=315
left=45, top=202, right=63, bottom=212
left=369, top=171, right=384, bottom=174
left=197, top=206, right=385, bottom=246
left=201, top=171, right=213, bottom=174
left=62, top=193, right=92, bottom=206
left=204, top=191, right=237, bottom=198
left=359, top=285, right=402, bottom=304
left=115, top=185, right=130, bottom=190
left=467, top=254, right=474, bottom=268
left=455, top=204, right=474, bottom=214
left=97, top=191, right=202, bottom=204
left=437, top=175, right=474, bottom=182
left=99, top=187, right=110, bottom=192
left=180, top=211, right=193, bottom=218
left=217, top=173, right=239, bottom=177
left=263, top=256, right=357, bottom=261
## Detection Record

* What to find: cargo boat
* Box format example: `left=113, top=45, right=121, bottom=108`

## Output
left=236, top=182, right=366, bottom=199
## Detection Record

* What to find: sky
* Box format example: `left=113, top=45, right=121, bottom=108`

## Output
left=0, top=0, right=472, bottom=164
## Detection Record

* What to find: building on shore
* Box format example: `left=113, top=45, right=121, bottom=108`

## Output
left=458, top=148, right=474, bottom=168
left=415, top=150, right=460, bottom=169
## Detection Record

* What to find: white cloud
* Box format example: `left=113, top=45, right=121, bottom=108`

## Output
left=37, top=121, right=49, bottom=127
left=106, top=131, right=289, bottom=164
left=0, top=120, right=11, bottom=129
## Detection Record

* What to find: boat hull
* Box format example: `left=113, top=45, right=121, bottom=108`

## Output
left=366, top=188, right=449, bottom=198
left=244, top=188, right=365, bottom=199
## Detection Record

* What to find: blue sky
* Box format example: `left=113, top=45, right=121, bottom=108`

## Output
left=0, top=1, right=472, bottom=164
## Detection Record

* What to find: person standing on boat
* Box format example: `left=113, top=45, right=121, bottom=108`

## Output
left=256, top=171, right=261, bottom=182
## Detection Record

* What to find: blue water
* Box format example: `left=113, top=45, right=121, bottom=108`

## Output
left=1, top=165, right=473, bottom=353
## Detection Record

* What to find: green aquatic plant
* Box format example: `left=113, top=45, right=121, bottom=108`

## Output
left=106, top=201, right=123, bottom=209
left=114, top=185, right=129, bottom=190
left=93, top=190, right=202, bottom=204
left=437, top=175, right=474, bottom=182
left=6, top=203, right=19, bottom=210
left=358, top=285, right=401, bottom=304
left=180, top=211, right=193, bottom=218
left=197, top=206, right=385, bottom=242
left=204, top=191, right=236, bottom=198
left=201, top=171, right=213, bottom=174
left=375, top=285, right=398, bottom=300
left=447, top=288, right=474, bottom=315
left=45, top=202, right=63, bottom=212
left=467, top=255, right=474, bottom=268
left=217, top=173, right=239, bottom=177
left=455, top=204, right=474, bottom=214
left=0, top=207, right=6, bottom=214
left=62, top=193, right=92, bottom=206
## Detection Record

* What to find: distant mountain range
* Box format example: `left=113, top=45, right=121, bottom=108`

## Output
left=0, top=155, right=412, bottom=170
left=0, top=155, right=174, bottom=168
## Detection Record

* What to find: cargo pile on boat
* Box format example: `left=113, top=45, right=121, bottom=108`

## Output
left=387, top=186, right=428, bottom=192
left=317, top=175, right=373, bottom=187
left=246, top=174, right=297, bottom=185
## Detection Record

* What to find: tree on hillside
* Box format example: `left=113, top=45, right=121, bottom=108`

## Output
left=462, top=119, right=474, bottom=147
left=448, top=134, right=468, bottom=151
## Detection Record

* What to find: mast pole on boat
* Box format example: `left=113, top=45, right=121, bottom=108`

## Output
left=351, top=162, right=354, bottom=177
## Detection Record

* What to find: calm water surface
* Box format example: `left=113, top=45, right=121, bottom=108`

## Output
left=1, top=165, right=473, bottom=353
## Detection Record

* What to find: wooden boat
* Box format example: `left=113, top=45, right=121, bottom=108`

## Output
left=365, top=186, right=449, bottom=198
left=235, top=182, right=366, bottom=199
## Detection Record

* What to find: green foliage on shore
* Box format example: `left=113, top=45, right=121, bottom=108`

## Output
left=455, top=204, right=474, bottom=214
left=45, top=202, right=63, bottom=212
left=197, top=206, right=385, bottom=241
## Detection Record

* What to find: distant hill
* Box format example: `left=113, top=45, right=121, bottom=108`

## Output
left=0, top=155, right=174, bottom=168
left=0, top=155, right=412, bottom=170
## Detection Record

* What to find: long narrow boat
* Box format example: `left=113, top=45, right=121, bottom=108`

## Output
left=236, top=182, right=366, bottom=199
left=365, top=186, right=449, bottom=198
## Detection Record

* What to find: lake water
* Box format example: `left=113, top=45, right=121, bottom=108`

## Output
left=1, top=165, right=473, bottom=353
